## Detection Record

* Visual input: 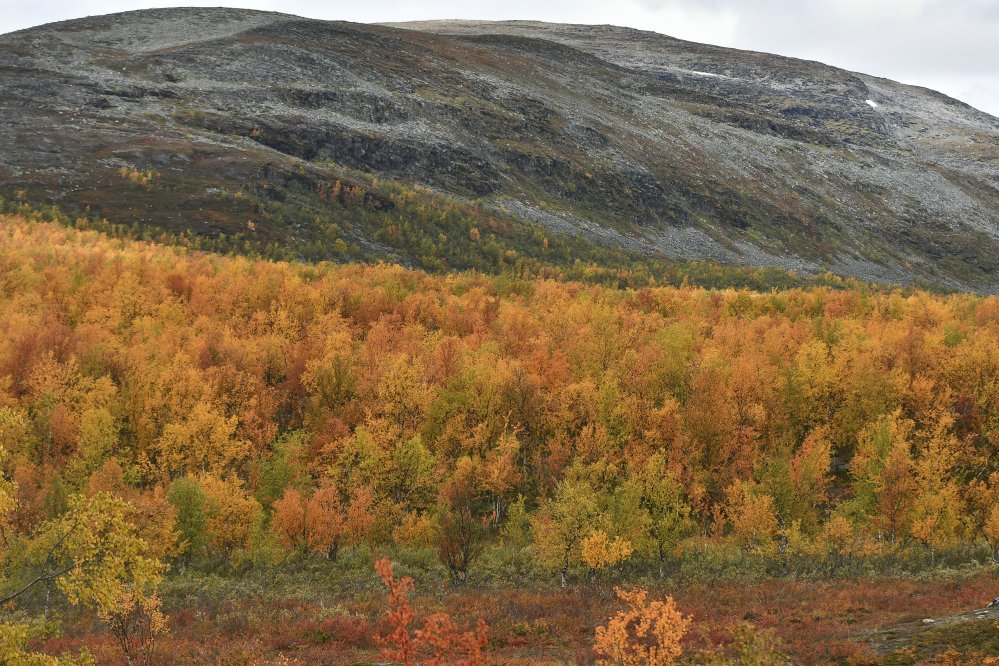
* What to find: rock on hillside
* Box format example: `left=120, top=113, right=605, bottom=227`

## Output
left=1, top=8, right=997, bottom=288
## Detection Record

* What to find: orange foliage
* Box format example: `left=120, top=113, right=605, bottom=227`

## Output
left=593, top=587, right=690, bottom=666
left=0, top=213, right=997, bottom=584
left=271, top=487, right=308, bottom=550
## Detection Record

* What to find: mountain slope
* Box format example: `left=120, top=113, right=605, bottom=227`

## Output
left=1, top=8, right=997, bottom=288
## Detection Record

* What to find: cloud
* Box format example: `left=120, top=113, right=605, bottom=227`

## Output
left=0, top=0, right=996, bottom=116
left=714, top=0, right=999, bottom=114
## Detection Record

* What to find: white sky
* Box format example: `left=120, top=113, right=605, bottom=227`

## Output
left=2, top=0, right=997, bottom=117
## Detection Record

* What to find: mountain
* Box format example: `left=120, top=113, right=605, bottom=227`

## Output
left=2, top=8, right=998, bottom=289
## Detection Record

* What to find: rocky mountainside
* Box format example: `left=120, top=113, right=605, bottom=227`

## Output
left=2, top=8, right=998, bottom=289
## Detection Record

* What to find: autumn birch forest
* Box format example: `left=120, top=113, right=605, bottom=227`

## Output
left=0, top=210, right=997, bottom=665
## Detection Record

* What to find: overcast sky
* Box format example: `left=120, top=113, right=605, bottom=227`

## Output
left=2, top=0, right=997, bottom=117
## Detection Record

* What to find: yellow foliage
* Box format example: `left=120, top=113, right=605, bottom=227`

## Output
left=0, top=445, right=17, bottom=527
left=910, top=428, right=965, bottom=552
left=118, top=166, right=157, bottom=188
left=393, top=512, right=437, bottom=550
left=153, top=402, right=249, bottom=478
left=196, top=475, right=262, bottom=559
left=376, top=356, right=433, bottom=435
left=48, top=493, right=164, bottom=611
left=724, top=481, right=779, bottom=555
left=811, top=514, right=874, bottom=568
left=778, top=520, right=811, bottom=559
left=819, top=515, right=855, bottom=553
left=985, top=504, right=999, bottom=550
left=582, top=530, right=634, bottom=569
left=789, top=426, right=832, bottom=532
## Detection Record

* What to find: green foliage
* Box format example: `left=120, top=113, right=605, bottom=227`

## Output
left=531, top=476, right=602, bottom=586
left=167, top=477, right=209, bottom=561
left=385, top=436, right=436, bottom=511
left=634, top=454, right=694, bottom=575
left=42, top=476, right=68, bottom=520
left=255, top=432, right=310, bottom=510
left=500, top=496, right=531, bottom=550
left=65, top=408, right=119, bottom=485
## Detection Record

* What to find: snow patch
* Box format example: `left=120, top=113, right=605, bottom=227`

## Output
left=866, top=99, right=879, bottom=109
left=668, top=67, right=735, bottom=80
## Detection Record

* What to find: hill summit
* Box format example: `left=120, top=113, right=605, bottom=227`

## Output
left=2, top=8, right=998, bottom=288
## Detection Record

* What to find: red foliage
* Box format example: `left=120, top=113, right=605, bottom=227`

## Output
left=375, top=557, right=488, bottom=666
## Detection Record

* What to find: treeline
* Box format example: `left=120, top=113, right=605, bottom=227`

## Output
left=0, top=186, right=866, bottom=294
left=0, top=212, right=996, bottom=603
